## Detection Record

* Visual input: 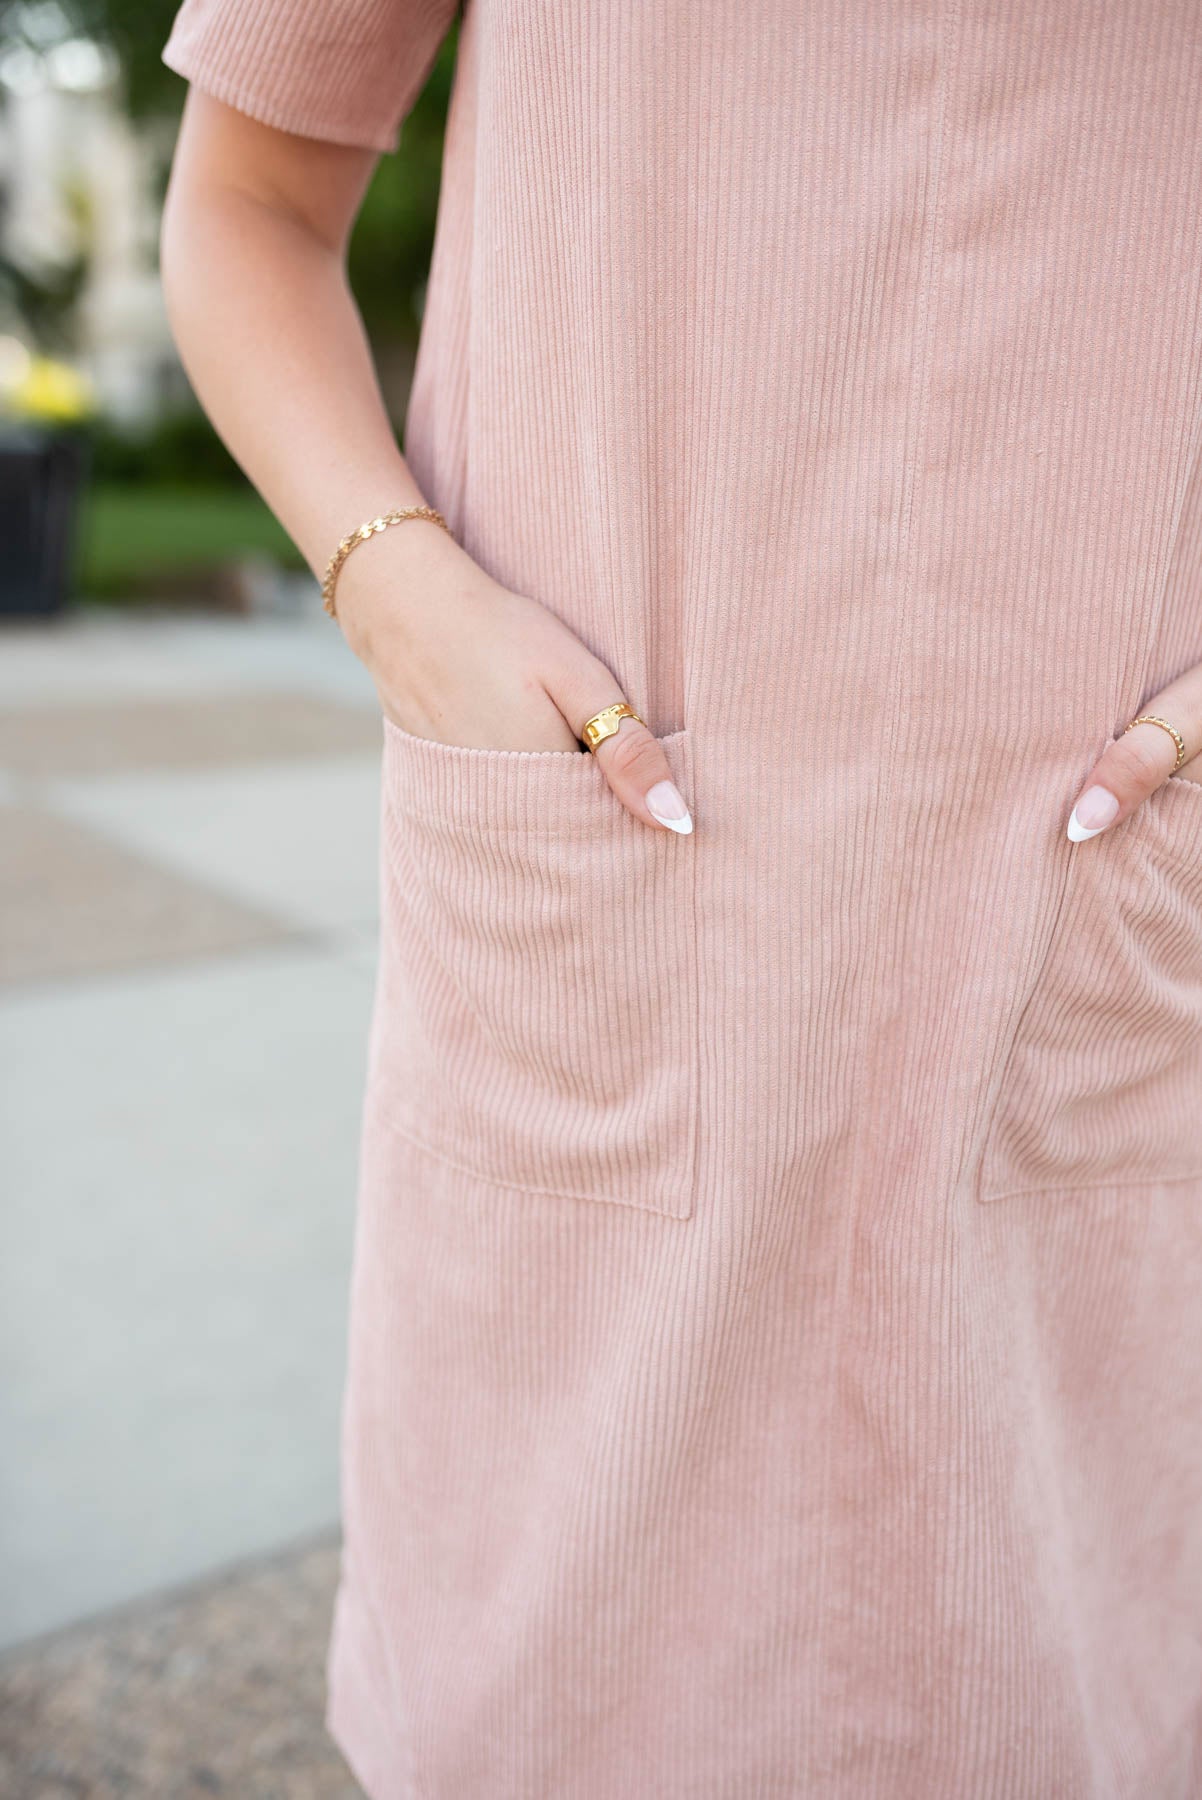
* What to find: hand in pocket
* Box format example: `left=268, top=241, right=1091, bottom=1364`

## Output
left=1066, top=663, right=1202, bottom=840
left=334, top=519, right=692, bottom=834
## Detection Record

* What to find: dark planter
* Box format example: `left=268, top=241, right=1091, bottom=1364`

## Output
left=0, top=423, right=91, bottom=617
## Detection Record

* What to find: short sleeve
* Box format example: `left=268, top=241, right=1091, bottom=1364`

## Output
left=161, top=0, right=459, bottom=154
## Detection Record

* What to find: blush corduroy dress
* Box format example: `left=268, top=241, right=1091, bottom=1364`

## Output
left=162, top=2, right=1202, bottom=1794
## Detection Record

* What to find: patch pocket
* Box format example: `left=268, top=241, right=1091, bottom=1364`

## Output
left=977, top=746, right=1202, bottom=1204
left=367, top=720, right=699, bottom=1219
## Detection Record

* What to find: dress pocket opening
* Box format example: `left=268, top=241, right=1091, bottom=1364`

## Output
left=381, top=717, right=692, bottom=838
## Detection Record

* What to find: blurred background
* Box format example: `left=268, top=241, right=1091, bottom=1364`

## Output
left=0, top=3, right=457, bottom=1790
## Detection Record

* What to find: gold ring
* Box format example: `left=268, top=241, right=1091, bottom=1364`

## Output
left=1122, top=712, right=1187, bottom=772
left=580, top=701, right=645, bottom=753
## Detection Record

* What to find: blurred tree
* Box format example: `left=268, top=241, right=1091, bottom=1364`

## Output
left=0, top=246, right=89, bottom=355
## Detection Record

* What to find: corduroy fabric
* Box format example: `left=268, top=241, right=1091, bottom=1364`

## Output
left=161, top=2, right=1202, bottom=1794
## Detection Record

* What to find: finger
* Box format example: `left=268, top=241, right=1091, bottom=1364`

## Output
left=550, top=678, right=694, bottom=833
left=592, top=713, right=694, bottom=832
left=1066, top=671, right=1202, bottom=840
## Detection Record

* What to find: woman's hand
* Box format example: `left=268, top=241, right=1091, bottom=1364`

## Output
left=157, top=96, right=695, bottom=832
left=334, top=523, right=693, bottom=834
left=1066, top=661, right=1202, bottom=839
left=159, top=93, right=690, bottom=832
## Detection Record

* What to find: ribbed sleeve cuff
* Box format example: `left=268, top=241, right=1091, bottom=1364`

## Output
left=160, top=0, right=457, bottom=153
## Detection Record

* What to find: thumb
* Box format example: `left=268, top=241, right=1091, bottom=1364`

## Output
left=1066, top=678, right=1201, bottom=841
left=553, top=682, right=694, bottom=834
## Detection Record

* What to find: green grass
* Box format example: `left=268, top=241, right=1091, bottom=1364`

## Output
left=77, top=482, right=307, bottom=597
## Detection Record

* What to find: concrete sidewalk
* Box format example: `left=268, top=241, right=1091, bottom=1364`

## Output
left=0, top=1533, right=361, bottom=1797
left=0, top=602, right=386, bottom=1655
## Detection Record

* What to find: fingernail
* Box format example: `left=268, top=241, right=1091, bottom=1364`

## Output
left=645, top=779, right=693, bottom=834
left=1066, top=784, right=1120, bottom=841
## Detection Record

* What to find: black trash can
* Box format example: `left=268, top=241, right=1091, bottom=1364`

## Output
left=0, top=424, right=90, bottom=617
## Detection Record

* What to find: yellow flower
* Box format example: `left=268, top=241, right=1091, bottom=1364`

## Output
left=5, top=354, right=96, bottom=423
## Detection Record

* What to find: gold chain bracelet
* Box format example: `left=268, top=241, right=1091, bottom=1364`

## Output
left=321, top=504, right=453, bottom=619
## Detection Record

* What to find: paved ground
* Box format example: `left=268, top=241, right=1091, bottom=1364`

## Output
left=0, top=1533, right=360, bottom=1797
left=1, top=599, right=385, bottom=1790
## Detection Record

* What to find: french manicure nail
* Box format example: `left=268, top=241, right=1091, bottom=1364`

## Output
left=645, top=779, right=693, bottom=834
left=1066, top=784, right=1120, bottom=841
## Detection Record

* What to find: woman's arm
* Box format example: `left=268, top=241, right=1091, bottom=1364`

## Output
left=159, top=89, right=694, bottom=832
left=160, top=88, right=450, bottom=611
